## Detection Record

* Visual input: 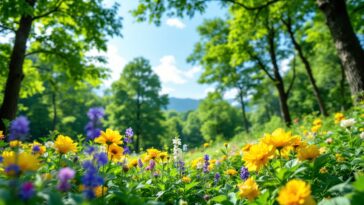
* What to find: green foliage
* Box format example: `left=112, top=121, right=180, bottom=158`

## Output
left=105, top=57, right=168, bottom=150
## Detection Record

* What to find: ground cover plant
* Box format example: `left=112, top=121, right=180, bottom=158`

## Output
left=0, top=105, right=363, bottom=205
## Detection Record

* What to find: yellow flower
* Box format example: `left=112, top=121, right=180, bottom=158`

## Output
left=191, top=157, right=204, bottom=169
left=108, top=144, right=123, bottom=161
left=238, top=177, right=260, bottom=201
left=0, top=131, right=4, bottom=140
left=297, top=145, right=320, bottom=161
left=319, top=147, right=326, bottom=154
left=9, top=140, right=22, bottom=147
left=128, top=159, right=138, bottom=168
left=280, top=146, right=294, bottom=158
left=95, top=129, right=123, bottom=146
left=159, top=151, right=168, bottom=161
left=225, top=169, right=238, bottom=176
left=243, top=143, right=275, bottom=172
left=261, top=128, right=293, bottom=149
left=203, top=143, right=209, bottom=148
left=311, top=125, right=321, bottom=133
left=147, top=148, right=161, bottom=160
left=2, top=151, right=40, bottom=174
left=277, top=179, right=316, bottom=205
left=224, top=143, right=228, bottom=148
left=94, top=186, right=108, bottom=198
left=42, top=173, right=52, bottom=181
left=182, top=176, right=191, bottom=183
left=335, top=154, right=345, bottom=163
left=291, top=136, right=304, bottom=149
left=313, top=119, right=322, bottom=126
left=334, top=113, right=345, bottom=124
left=54, top=135, right=77, bottom=154
left=242, top=144, right=252, bottom=152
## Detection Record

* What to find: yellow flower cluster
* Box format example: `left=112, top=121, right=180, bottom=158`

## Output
left=95, top=129, right=123, bottom=146
left=277, top=179, right=316, bottom=205
left=182, top=176, right=191, bottom=183
left=238, top=178, right=260, bottom=201
left=2, top=151, right=40, bottom=175
left=334, top=113, right=345, bottom=124
left=54, top=135, right=77, bottom=154
left=225, top=168, right=238, bottom=176
left=311, top=119, right=322, bottom=133
left=0, top=131, right=4, bottom=140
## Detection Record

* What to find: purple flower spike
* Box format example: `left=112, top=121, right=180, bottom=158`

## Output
left=20, top=182, right=35, bottom=200
left=240, top=166, right=249, bottom=180
left=9, top=116, right=30, bottom=140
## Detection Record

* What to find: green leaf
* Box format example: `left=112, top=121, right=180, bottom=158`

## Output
left=185, top=181, right=199, bottom=191
left=353, top=176, right=364, bottom=192
left=318, top=197, right=350, bottom=205
left=210, top=195, right=228, bottom=203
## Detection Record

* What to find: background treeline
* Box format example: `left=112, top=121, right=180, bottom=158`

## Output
left=0, top=0, right=363, bottom=150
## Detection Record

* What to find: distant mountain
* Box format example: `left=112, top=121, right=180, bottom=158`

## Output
left=167, top=97, right=200, bottom=112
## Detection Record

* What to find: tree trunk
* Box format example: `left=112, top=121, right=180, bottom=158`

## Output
left=283, top=18, right=328, bottom=116
left=0, top=0, right=36, bottom=132
left=340, top=64, right=346, bottom=111
left=52, top=92, right=57, bottom=130
left=267, top=27, right=292, bottom=126
left=317, top=0, right=364, bottom=102
left=238, top=86, right=250, bottom=133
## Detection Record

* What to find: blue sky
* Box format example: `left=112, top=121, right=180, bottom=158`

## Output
left=98, top=0, right=232, bottom=99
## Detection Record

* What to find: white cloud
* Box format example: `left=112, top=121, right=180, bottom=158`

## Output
left=224, top=88, right=239, bottom=99
left=153, top=55, right=202, bottom=85
left=281, top=57, right=292, bottom=73
left=160, top=87, right=175, bottom=95
left=204, top=87, right=215, bottom=95
left=166, top=18, right=186, bottom=29
left=88, top=45, right=127, bottom=87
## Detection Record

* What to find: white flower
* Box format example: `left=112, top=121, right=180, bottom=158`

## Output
left=182, top=144, right=188, bottom=152
left=340, top=118, right=356, bottom=128
left=172, top=137, right=181, bottom=146
left=325, top=137, right=333, bottom=144
left=45, top=141, right=54, bottom=148
left=360, top=132, right=364, bottom=140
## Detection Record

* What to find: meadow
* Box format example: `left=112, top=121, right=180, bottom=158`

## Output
left=0, top=106, right=363, bottom=205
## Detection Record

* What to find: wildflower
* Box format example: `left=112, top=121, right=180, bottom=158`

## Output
left=225, top=168, right=238, bottom=176
left=19, top=182, right=35, bottom=200
left=159, top=151, right=168, bottom=161
left=54, top=135, right=77, bottom=154
left=42, top=173, right=52, bottom=181
left=5, top=164, right=20, bottom=176
left=85, top=146, right=97, bottom=155
left=319, top=167, right=328, bottom=174
left=242, top=144, right=252, bottom=152
left=262, top=128, right=293, bottom=150
left=243, top=143, right=275, bottom=172
left=138, top=158, right=144, bottom=168
left=3, top=151, right=39, bottom=173
left=31, top=141, right=46, bottom=155
left=297, top=144, right=320, bottom=161
left=178, top=160, right=185, bottom=174
left=107, top=144, right=123, bottom=161
left=340, top=118, right=356, bottom=128
left=147, top=148, right=160, bottom=160
left=224, top=143, right=228, bottom=148
left=319, top=147, right=326, bottom=154
left=172, top=136, right=182, bottom=161
left=240, top=166, right=249, bottom=180
left=238, top=177, right=260, bottom=201
left=85, top=107, right=104, bottom=141
left=182, top=176, right=191, bottom=183
left=182, top=144, right=188, bottom=152
left=124, top=127, right=133, bottom=144
left=94, top=186, right=107, bottom=198
left=0, top=131, right=4, bottom=140
left=146, top=159, right=156, bottom=171
left=45, top=141, right=54, bottom=148
left=277, top=179, right=316, bottom=205
left=9, top=140, right=22, bottom=147
left=214, top=173, right=221, bottom=184
left=81, top=161, right=104, bottom=199
left=191, top=157, right=204, bottom=169
left=203, top=154, right=210, bottom=173
left=94, top=152, right=108, bottom=166
left=335, top=154, right=345, bottom=163
left=87, top=107, right=105, bottom=121
left=9, top=116, right=29, bottom=140
left=334, top=112, right=345, bottom=124
left=57, top=167, right=75, bottom=192
left=123, top=146, right=130, bottom=155
left=128, top=159, right=138, bottom=168
left=95, top=129, right=123, bottom=146
left=325, top=138, right=333, bottom=144
left=311, top=125, right=321, bottom=133
left=313, top=119, right=322, bottom=127
left=203, top=143, right=209, bottom=148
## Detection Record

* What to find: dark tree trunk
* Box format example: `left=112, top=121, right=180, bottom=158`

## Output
left=340, top=64, right=347, bottom=111
left=317, top=0, right=364, bottom=102
left=135, top=85, right=142, bottom=152
left=52, top=92, right=57, bottom=130
left=283, top=18, right=328, bottom=116
left=267, top=27, right=292, bottom=126
left=0, top=0, right=36, bottom=132
left=238, top=86, right=250, bottom=133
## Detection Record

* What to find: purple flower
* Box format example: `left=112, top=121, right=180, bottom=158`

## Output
left=203, top=155, right=210, bottom=173
left=214, top=173, right=220, bottom=184
left=5, top=164, right=20, bottom=176
left=138, top=158, right=143, bottom=168
left=240, top=166, right=249, bottom=180
left=178, top=160, right=185, bottom=175
left=125, top=128, right=134, bottom=137
left=146, top=160, right=155, bottom=171
left=19, top=182, right=35, bottom=200
left=0, top=156, right=3, bottom=163
left=32, top=145, right=40, bottom=153
left=94, top=152, right=108, bottom=166
left=57, top=167, right=75, bottom=192
left=9, top=116, right=29, bottom=140
left=85, top=146, right=96, bottom=155
left=87, top=107, right=105, bottom=121
left=123, top=146, right=130, bottom=155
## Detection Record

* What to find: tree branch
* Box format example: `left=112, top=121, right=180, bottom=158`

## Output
left=222, top=0, right=280, bottom=11
left=0, top=24, right=15, bottom=33
left=286, top=55, right=296, bottom=96
left=32, top=0, right=64, bottom=20
left=248, top=51, right=275, bottom=81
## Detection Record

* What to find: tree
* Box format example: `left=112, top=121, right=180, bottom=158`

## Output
left=317, top=0, right=364, bottom=101
left=188, top=18, right=257, bottom=132
left=105, top=57, right=168, bottom=151
left=0, top=0, right=122, bottom=131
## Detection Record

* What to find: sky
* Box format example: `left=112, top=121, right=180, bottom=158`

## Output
left=97, top=0, right=232, bottom=99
